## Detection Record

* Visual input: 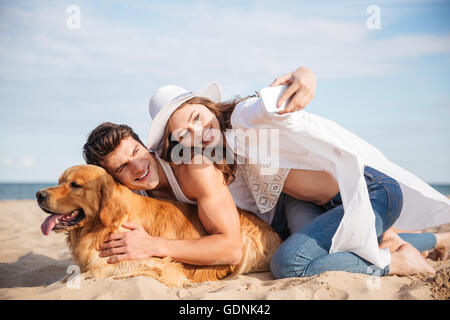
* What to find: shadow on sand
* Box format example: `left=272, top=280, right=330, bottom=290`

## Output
left=0, top=252, right=74, bottom=288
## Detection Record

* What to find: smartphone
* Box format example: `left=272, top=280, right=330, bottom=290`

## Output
left=258, top=84, right=291, bottom=113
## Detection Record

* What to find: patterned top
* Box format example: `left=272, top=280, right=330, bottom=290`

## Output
left=239, top=163, right=290, bottom=224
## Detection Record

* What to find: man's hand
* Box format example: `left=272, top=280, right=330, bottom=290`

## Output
left=270, top=66, right=316, bottom=114
left=98, top=221, right=164, bottom=264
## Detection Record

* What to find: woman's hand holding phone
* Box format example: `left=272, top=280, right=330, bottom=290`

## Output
left=269, top=66, right=316, bottom=114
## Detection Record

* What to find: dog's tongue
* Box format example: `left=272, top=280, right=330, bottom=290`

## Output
left=41, top=214, right=63, bottom=235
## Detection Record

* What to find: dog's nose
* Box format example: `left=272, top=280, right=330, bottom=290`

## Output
left=36, top=190, right=48, bottom=202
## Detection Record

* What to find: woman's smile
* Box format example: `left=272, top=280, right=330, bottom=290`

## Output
left=202, top=127, right=215, bottom=145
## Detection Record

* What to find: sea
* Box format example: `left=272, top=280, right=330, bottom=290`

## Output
left=0, top=182, right=450, bottom=200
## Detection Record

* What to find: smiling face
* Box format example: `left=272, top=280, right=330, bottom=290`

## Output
left=168, top=103, right=222, bottom=149
left=100, top=136, right=160, bottom=191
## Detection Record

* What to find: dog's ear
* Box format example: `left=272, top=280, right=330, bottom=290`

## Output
left=98, top=174, right=125, bottom=228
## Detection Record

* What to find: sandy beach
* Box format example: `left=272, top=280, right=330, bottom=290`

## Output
left=0, top=199, right=448, bottom=300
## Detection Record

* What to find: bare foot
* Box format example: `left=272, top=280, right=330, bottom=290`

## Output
left=389, top=243, right=435, bottom=276
left=379, top=229, right=407, bottom=252
left=425, top=247, right=448, bottom=261
left=428, top=232, right=450, bottom=261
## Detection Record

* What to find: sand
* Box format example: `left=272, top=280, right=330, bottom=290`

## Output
left=0, top=200, right=448, bottom=300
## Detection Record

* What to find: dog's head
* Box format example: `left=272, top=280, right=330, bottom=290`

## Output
left=37, top=165, right=125, bottom=235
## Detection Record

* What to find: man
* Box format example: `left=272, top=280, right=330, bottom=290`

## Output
left=84, top=124, right=244, bottom=266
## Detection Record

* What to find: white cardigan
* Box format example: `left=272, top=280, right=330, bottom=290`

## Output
left=226, top=96, right=450, bottom=269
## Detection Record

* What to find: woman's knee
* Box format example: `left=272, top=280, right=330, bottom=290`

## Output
left=270, top=238, right=316, bottom=279
left=270, top=246, right=291, bottom=279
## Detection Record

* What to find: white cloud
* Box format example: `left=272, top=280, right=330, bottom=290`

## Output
left=1, top=156, right=35, bottom=168
left=1, top=2, right=449, bottom=95
left=2, top=156, right=13, bottom=167
left=18, top=156, right=35, bottom=168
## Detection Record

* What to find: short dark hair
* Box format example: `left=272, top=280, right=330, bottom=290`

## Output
left=83, top=122, right=145, bottom=166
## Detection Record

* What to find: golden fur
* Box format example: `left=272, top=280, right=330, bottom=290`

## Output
left=37, top=165, right=282, bottom=287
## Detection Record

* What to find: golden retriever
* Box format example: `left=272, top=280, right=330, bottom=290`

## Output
left=36, top=165, right=282, bottom=287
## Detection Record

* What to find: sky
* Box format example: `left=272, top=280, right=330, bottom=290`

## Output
left=0, top=0, right=449, bottom=183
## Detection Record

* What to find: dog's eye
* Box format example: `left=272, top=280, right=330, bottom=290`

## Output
left=70, top=182, right=82, bottom=188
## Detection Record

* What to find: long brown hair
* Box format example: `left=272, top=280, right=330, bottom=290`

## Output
left=158, top=95, right=253, bottom=184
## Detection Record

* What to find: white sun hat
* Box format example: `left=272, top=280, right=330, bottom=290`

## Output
left=147, top=82, right=222, bottom=151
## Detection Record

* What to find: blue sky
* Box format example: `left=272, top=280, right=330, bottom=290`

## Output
left=0, top=0, right=449, bottom=183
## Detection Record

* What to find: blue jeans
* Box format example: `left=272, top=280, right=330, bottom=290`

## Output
left=270, top=166, right=437, bottom=278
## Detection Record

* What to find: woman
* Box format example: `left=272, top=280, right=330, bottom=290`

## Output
left=146, top=67, right=450, bottom=278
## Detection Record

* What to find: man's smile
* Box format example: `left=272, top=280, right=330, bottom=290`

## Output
left=136, top=165, right=149, bottom=181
